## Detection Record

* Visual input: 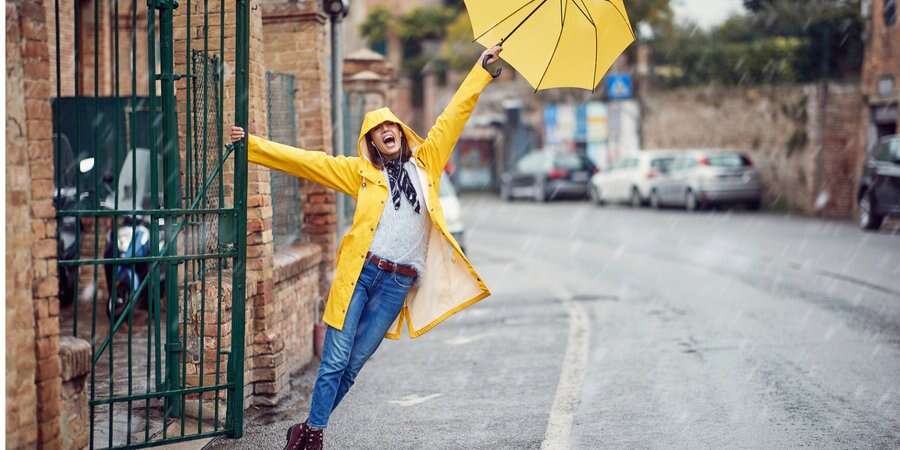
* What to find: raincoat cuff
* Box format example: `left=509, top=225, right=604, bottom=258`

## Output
left=470, top=62, right=497, bottom=86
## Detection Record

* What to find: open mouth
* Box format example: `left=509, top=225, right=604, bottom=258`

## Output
left=382, top=133, right=396, bottom=146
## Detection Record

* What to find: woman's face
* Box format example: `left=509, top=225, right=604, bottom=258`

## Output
left=369, top=121, right=403, bottom=160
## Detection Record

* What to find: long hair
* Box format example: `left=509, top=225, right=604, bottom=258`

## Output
left=366, top=130, right=412, bottom=170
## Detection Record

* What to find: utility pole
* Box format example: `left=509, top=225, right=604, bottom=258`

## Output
left=325, top=0, right=350, bottom=233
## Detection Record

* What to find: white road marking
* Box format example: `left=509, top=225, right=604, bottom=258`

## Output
left=541, top=298, right=590, bottom=450
left=444, top=332, right=492, bottom=345
left=387, top=393, right=443, bottom=407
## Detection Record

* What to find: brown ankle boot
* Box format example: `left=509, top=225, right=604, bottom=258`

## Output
left=283, top=421, right=309, bottom=450
left=305, top=426, right=324, bottom=450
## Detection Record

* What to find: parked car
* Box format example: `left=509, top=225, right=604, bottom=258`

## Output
left=653, top=150, right=762, bottom=211
left=858, top=135, right=900, bottom=231
left=500, top=150, right=596, bottom=202
left=439, top=172, right=466, bottom=253
left=589, top=151, right=677, bottom=207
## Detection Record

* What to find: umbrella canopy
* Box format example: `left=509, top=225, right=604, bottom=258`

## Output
left=465, top=0, right=635, bottom=91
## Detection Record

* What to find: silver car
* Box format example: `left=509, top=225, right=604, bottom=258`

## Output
left=653, top=151, right=762, bottom=211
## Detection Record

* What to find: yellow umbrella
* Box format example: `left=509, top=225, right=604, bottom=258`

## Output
left=465, top=0, right=635, bottom=91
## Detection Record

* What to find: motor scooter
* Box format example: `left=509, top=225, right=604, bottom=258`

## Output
left=88, top=148, right=167, bottom=320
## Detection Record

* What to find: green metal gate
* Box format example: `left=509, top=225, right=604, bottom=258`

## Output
left=52, top=0, right=249, bottom=447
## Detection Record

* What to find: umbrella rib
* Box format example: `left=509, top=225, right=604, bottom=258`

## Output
left=535, top=0, right=567, bottom=91
left=471, top=0, right=540, bottom=43
left=499, top=0, right=550, bottom=44
left=571, top=0, right=599, bottom=90
left=600, top=0, right=636, bottom=40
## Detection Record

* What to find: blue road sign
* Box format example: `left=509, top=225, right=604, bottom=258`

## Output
left=606, top=74, right=633, bottom=100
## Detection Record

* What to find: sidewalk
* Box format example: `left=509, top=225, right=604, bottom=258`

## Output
left=202, top=366, right=317, bottom=449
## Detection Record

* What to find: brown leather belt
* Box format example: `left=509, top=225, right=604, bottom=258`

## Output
left=366, top=252, right=418, bottom=278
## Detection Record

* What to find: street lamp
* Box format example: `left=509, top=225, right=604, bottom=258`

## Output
left=324, top=0, right=349, bottom=18
left=324, top=0, right=350, bottom=233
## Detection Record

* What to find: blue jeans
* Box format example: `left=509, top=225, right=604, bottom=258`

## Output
left=306, top=259, right=416, bottom=428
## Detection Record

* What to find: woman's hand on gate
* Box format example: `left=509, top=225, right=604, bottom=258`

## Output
left=229, top=125, right=246, bottom=144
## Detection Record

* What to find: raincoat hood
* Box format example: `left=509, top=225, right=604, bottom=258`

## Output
left=357, top=107, right=425, bottom=163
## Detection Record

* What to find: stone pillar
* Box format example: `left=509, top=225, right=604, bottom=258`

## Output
left=58, top=337, right=91, bottom=450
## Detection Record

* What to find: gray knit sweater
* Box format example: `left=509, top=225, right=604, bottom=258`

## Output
left=368, top=159, right=430, bottom=276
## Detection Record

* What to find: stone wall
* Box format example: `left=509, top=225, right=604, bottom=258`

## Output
left=642, top=82, right=865, bottom=217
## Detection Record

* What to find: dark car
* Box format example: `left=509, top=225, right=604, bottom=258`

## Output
left=858, top=135, right=900, bottom=231
left=500, top=150, right=596, bottom=202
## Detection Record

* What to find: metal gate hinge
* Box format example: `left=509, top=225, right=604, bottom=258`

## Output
left=148, top=0, right=179, bottom=10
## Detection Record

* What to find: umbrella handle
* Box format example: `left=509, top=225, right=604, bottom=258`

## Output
left=482, top=54, right=502, bottom=78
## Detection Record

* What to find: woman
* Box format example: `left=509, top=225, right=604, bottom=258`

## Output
left=230, top=45, right=502, bottom=450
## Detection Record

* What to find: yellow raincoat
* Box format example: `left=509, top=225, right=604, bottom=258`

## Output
left=247, top=63, right=494, bottom=339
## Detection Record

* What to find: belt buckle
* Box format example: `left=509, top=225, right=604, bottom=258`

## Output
left=377, top=259, right=392, bottom=272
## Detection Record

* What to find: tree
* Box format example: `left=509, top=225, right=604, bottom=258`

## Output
left=651, top=0, right=863, bottom=86
left=627, top=0, right=675, bottom=37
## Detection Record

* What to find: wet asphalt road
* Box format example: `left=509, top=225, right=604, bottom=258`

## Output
left=212, top=195, right=900, bottom=449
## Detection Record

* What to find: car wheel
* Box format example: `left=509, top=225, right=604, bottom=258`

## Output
left=685, top=190, right=700, bottom=212
left=534, top=181, right=547, bottom=203
left=629, top=187, right=642, bottom=208
left=859, top=192, right=884, bottom=231
left=747, top=199, right=761, bottom=211
left=500, top=183, right=513, bottom=202
left=650, top=190, right=661, bottom=209
left=589, top=185, right=605, bottom=206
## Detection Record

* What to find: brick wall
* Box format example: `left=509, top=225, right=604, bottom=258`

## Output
left=6, top=2, right=40, bottom=447
left=6, top=1, right=64, bottom=448
left=262, top=2, right=337, bottom=297
left=642, top=82, right=865, bottom=217
left=863, top=0, right=900, bottom=102
left=273, top=247, right=322, bottom=379
left=815, top=84, right=867, bottom=218
left=253, top=0, right=336, bottom=404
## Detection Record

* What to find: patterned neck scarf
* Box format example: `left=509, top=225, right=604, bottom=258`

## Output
left=384, top=157, right=421, bottom=214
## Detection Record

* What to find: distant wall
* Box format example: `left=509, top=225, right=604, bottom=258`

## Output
left=642, top=82, right=865, bottom=217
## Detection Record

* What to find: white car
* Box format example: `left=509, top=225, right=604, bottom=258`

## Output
left=439, top=172, right=466, bottom=253
left=653, top=150, right=762, bottom=211
left=589, top=151, right=677, bottom=207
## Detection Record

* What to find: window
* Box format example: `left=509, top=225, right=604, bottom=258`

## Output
left=651, top=157, right=675, bottom=173
left=707, top=154, right=752, bottom=168
left=266, top=72, right=302, bottom=248
left=886, top=0, right=897, bottom=26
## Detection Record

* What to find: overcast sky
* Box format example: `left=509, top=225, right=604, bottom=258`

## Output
left=671, top=0, right=746, bottom=28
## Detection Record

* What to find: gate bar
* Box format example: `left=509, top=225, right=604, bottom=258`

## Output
left=229, top=0, right=250, bottom=437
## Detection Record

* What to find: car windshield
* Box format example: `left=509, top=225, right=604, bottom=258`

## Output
left=707, top=153, right=751, bottom=168
left=439, top=173, right=457, bottom=197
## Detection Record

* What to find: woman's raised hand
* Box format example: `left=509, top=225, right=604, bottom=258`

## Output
left=229, top=125, right=246, bottom=144
left=480, top=45, right=503, bottom=78
left=480, top=45, right=503, bottom=66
